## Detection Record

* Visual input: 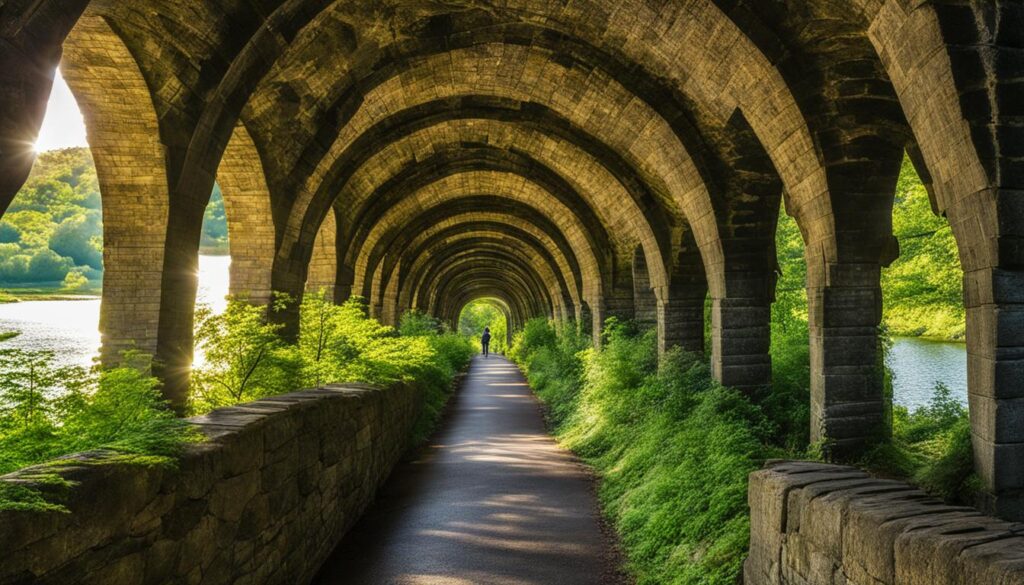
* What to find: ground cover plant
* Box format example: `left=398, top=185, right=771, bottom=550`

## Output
left=189, top=294, right=475, bottom=444
left=0, top=349, right=196, bottom=510
left=511, top=313, right=974, bottom=584
left=511, top=319, right=775, bottom=584
left=0, top=294, right=473, bottom=510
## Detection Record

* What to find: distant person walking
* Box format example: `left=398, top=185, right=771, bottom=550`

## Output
left=481, top=327, right=491, bottom=357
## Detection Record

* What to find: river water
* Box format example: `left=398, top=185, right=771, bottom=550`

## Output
left=0, top=258, right=967, bottom=411
left=0, top=255, right=231, bottom=369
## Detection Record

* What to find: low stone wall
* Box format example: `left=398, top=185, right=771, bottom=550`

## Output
left=0, top=383, right=421, bottom=585
left=746, top=461, right=1024, bottom=585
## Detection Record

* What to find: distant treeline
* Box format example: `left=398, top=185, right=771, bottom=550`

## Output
left=773, top=155, right=964, bottom=341
left=0, top=148, right=228, bottom=289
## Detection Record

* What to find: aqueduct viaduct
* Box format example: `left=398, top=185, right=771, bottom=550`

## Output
left=1, top=0, right=1022, bottom=527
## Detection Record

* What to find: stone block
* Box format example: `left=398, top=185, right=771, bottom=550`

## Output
left=0, top=384, right=421, bottom=584
left=748, top=462, right=1024, bottom=585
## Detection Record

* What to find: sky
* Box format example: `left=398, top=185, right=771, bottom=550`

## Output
left=34, top=69, right=89, bottom=152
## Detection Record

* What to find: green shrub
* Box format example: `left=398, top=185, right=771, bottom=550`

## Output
left=190, top=297, right=298, bottom=413
left=860, top=382, right=979, bottom=503
left=513, top=318, right=772, bottom=585
left=190, top=293, right=475, bottom=445
left=399, top=309, right=442, bottom=336
left=0, top=349, right=195, bottom=511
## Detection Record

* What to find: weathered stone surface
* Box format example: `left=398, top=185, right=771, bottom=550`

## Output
left=746, top=461, right=1024, bottom=585
left=0, top=383, right=421, bottom=585
left=1, top=0, right=1023, bottom=525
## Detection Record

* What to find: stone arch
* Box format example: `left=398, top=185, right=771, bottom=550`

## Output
left=371, top=215, right=585, bottom=322
left=858, top=0, right=1024, bottom=517
left=216, top=123, right=277, bottom=303
left=417, top=251, right=558, bottom=321
left=343, top=174, right=610, bottom=319
left=452, top=296, right=514, bottom=347
left=61, top=13, right=171, bottom=366
left=375, top=227, right=577, bottom=326
left=405, top=236, right=572, bottom=322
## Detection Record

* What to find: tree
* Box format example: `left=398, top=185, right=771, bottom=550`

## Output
left=27, top=249, right=72, bottom=283
left=190, top=297, right=297, bottom=412
left=49, top=211, right=103, bottom=269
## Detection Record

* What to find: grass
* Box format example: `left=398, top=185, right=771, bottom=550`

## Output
left=510, top=316, right=978, bottom=585
left=511, top=319, right=781, bottom=585
left=0, top=283, right=102, bottom=302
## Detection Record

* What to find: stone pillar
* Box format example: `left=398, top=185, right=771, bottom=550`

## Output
left=306, top=210, right=338, bottom=301
left=632, top=247, right=658, bottom=325
left=218, top=125, right=276, bottom=305
left=711, top=297, right=771, bottom=391
left=62, top=16, right=171, bottom=366
left=658, top=296, right=705, bottom=355
left=578, top=301, right=594, bottom=342
left=966, top=267, right=1024, bottom=520
left=808, top=263, right=886, bottom=459
left=711, top=267, right=773, bottom=391
left=379, top=261, right=401, bottom=327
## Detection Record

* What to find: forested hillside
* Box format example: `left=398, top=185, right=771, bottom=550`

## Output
left=0, top=148, right=228, bottom=290
left=774, top=155, right=964, bottom=342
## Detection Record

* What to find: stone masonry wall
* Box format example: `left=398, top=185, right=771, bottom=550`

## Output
left=745, top=461, right=1024, bottom=585
left=0, top=383, right=421, bottom=585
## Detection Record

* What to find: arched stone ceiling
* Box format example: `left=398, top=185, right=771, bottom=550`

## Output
left=401, top=234, right=574, bottom=317
left=376, top=215, right=585, bottom=307
left=370, top=219, right=584, bottom=315
left=347, top=173, right=611, bottom=298
left=49, top=0, right=932, bottom=338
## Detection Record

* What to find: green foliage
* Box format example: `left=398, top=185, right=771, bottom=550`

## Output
left=0, top=148, right=230, bottom=287
left=0, top=349, right=195, bottom=511
left=190, top=296, right=298, bottom=413
left=199, top=185, right=229, bottom=255
left=860, top=383, right=979, bottom=503
left=0, top=148, right=99, bottom=285
left=399, top=309, right=442, bottom=336
left=882, top=155, right=965, bottom=340
left=768, top=207, right=811, bottom=450
left=297, top=295, right=433, bottom=387
left=191, top=293, right=474, bottom=448
left=458, top=300, right=508, bottom=354
left=512, top=318, right=774, bottom=585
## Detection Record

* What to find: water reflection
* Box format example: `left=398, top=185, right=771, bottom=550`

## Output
left=888, top=337, right=967, bottom=411
left=0, top=262, right=971, bottom=414
left=0, top=255, right=230, bottom=368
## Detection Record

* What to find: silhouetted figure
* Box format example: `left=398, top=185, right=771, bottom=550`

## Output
left=481, top=327, right=491, bottom=357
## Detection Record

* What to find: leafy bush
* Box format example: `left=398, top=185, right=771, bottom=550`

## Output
left=190, top=297, right=298, bottom=413
left=297, top=295, right=434, bottom=387
left=0, top=349, right=195, bottom=510
left=512, top=318, right=773, bottom=585
left=860, top=382, right=979, bottom=503
left=191, top=293, right=475, bottom=446
left=399, top=309, right=442, bottom=336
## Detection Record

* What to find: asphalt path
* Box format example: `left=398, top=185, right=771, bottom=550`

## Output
left=314, top=355, right=627, bottom=585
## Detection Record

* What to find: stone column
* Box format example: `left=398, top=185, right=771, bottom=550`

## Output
left=632, top=247, right=658, bottom=325
left=305, top=207, right=338, bottom=302
left=658, top=296, right=705, bottom=355
left=711, top=273, right=772, bottom=392
left=63, top=16, right=171, bottom=366
left=808, top=263, right=887, bottom=459
left=966, top=267, right=1024, bottom=520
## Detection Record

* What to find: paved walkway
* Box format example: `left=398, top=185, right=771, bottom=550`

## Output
left=314, top=355, right=626, bottom=585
